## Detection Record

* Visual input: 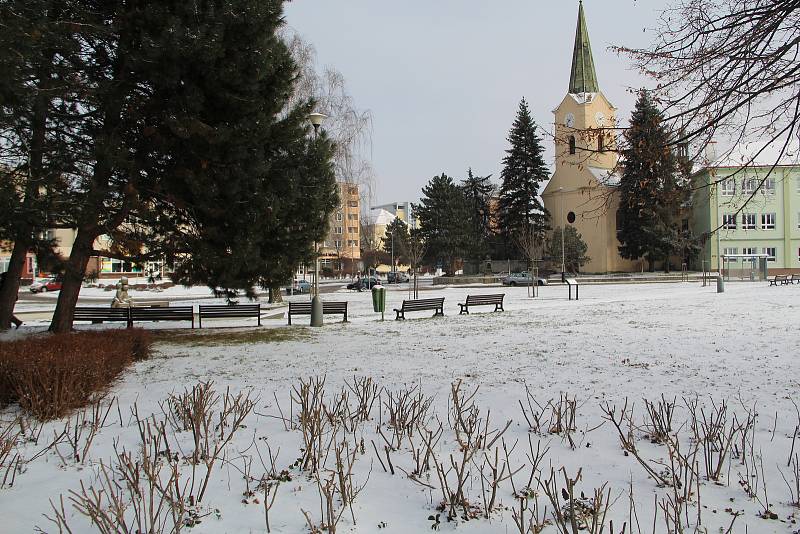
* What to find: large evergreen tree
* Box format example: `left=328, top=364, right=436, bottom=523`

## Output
left=460, top=168, right=494, bottom=262
left=498, top=98, right=550, bottom=256
left=617, top=90, right=683, bottom=271
left=381, top=217, right=410, bottom=268
left=547, top=226, right=590, bottom=274
left=414, top=174, right=470, bottom=276
left=0, top=0, right=76, bottom=329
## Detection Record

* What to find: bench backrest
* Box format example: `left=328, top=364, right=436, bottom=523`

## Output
left=74, top=307, right=131, bottom=321
left=402, top=297, right=445, bottom=310
left=199, top=304, right=260, bottom=317
left=288, top=301, right=347, bottom=314
left=130, top=306, right=194, bottom=321
left=465, top=294, right=504, bottom=305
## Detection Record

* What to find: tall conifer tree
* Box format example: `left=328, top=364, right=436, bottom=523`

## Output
left=498, top=98, right=550, bottom=256
left=461, top=168, right=494, bottom=261
left=617, top=90, right=680, bottom=270
left=415, top=174, right=470, bottom=275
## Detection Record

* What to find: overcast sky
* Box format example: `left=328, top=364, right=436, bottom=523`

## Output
left=283, top=1, right=665, bottom=206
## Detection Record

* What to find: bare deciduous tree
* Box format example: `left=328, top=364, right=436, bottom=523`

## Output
left=615, top=0, right=800, bottom=183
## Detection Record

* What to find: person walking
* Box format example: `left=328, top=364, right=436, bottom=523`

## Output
left=0, top=272, right=23, bottom=329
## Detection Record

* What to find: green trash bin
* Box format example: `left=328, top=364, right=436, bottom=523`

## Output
left=372, top=284, right=386, bottom=320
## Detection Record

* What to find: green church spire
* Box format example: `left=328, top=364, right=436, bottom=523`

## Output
left=569, top=1, right=599, bottom=94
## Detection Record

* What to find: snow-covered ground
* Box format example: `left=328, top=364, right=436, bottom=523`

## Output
left=2, top=281, right=799, bottom=533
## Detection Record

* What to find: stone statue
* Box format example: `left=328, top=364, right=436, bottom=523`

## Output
left=111, top=277, right=134, bottom=308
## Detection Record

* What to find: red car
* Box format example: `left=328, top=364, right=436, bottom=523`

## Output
left=29, top=278, right=63, bottom=293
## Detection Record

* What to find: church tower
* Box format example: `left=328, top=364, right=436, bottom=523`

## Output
left=542, top=1, right=639, bottom=273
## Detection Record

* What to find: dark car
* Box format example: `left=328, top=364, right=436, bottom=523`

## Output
left=346, top=276, right=380, bottom=290
left=387, top=271, right=410, bottom=283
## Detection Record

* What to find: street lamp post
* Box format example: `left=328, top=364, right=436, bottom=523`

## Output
left=558, top=187, right=566, bottom=282
left=308, top=112, right=327, bottom=327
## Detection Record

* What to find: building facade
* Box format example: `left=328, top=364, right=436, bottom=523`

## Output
left=692, top=165, right=800, bottom=274
left=541, top=2, right=639, bottom=273
left=319, top=182, right=361, bottom=274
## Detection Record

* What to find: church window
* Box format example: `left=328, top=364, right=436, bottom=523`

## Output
left=569, top=136, right=576, bottom=155
left=567, top=211, right=576, bottom=224
left=597, top=134, right=604, bottom=152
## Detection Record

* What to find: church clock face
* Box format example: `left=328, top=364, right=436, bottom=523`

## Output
left=595, top=112, right=605, bottom=126
left=564, top=113, right=575, bottom=128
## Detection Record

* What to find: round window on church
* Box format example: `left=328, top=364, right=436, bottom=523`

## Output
left=567, top=211, right=576, bottom=224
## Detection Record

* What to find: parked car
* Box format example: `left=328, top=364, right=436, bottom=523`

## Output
left=346, top=276, right=380, bottom=290
left=501, top=272, right=548, bottom=286
left=387, top=271, right=410, bottom=283
left=30, top=277, right=63, bottom=293
left=285, top=279, right=311, bottom=294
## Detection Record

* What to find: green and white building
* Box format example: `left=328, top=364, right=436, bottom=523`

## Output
left=692, top=164, right=800, bottom=274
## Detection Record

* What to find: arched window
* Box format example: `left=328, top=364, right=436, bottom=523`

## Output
left=568, top=135, right=576, bottom=155
left=597, top=134, right=604, bottom=152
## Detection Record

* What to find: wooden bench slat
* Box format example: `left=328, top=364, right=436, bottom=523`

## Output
left=198, top=304, right=261, bottom=328
left=394, top=297, right=445, bottom=320
left=459, top=294, right=505, bottom=315
left=287, top=301, right=348, bottom=324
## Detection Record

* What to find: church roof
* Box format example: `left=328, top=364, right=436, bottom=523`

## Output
left=588, top=166, right=621, bottom=186
left=568, top=1, right=599, bottom=95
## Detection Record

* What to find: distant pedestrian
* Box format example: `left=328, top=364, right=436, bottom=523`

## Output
left=0, top=272, right=23, bottom=329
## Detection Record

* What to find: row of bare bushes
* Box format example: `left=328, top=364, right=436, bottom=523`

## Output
left=0, top=330, right=151, bottom=419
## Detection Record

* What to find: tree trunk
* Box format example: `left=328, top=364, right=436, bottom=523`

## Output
left=268, top=286, right=283, bottom=303
left=0, top=241, right=28, bottom=330
left=49, top=229, right=96, bottom=333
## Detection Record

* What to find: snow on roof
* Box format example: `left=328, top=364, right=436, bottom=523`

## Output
left=703, top=141, right=799, bottom=169
left=588, top=166, right=621, bottom=186
left=367, top=209, right=396, bottom=226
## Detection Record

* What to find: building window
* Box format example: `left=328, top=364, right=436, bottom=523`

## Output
left=763, top=247, right=776, bottom=262
left=597, top=134, right=604, bottom=152
left=335, top=212, right=343, bottom=221
left=797, top=212, right=800, bottom=229
left=741, top=213, right=756, bottom=230
left=348, top=213, right=358, bottom=221
left=762, top=177, right=775, bottom=195
left=741, top=177, right=757, bottom=195
left=334, top=226, right=343, bottom=234
left=761, top=213, right=776, bottom=230
left=722, top=214, right=737, bottom=229
left=347, top=201, right=358, bottom=208
left=347, top=240, right=358, bottom=247
left=721, top=179, right=735, bottom=196
left=569, top=136, right=576, bottom=155
left=333, top=240, right=342, bottom=248
left=742, top=246, right=757, bottom=257
left=348, top=186, right=358, bottom=196
left=798, top=248, right=800, bottom=262
left=348, top=227, right=358, bottom=234
left=723, top=247, right=738, bottom=262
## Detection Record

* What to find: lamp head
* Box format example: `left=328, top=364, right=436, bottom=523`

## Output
left=308, top=112, right=327, bottom=132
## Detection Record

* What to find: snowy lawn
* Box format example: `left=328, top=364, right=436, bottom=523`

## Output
left=2, top=281, right=799, bottom=533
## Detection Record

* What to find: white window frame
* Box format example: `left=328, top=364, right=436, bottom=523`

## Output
left=762, top=177, right=775, bottom=195
left=722, top=214, right=737, bottom=229
left=762, top=247, right=776, bottom=262
left=722, top=247, right=738, bottom=262
left=760, top=213, right=776, bottom=230
left=741, top=177, right=757, bottom=195
left=741, top=213, right=756, bottom=230
left=797, top=212, right=800, bottom=229
left=335, top=212, right=343, bottom=221
left=721, top=179, right=735, bottom=196
left=334, top=226, right=343, bottom=235
left=741, top=247, right=758, bottom=256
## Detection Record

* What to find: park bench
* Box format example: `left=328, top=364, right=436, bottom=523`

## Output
left=769, top=275, right=789, bottom=286
left=74, top=307, right=134, bottom=327
left=287, top=301, right=348, bottom=325
left=394, top=297, right=445, bottom=320
left=198, top=304, right=261, bottom=328
left=129, top=306, right=195, bottom=328
left=791, top=274, right=800, bottom=285
left=458, top=294, right=505, bottom=315
left=565, top=278, right=579, bottom=300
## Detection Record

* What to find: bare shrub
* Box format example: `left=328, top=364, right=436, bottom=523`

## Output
left=0, top=329, right=151, bottom=419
